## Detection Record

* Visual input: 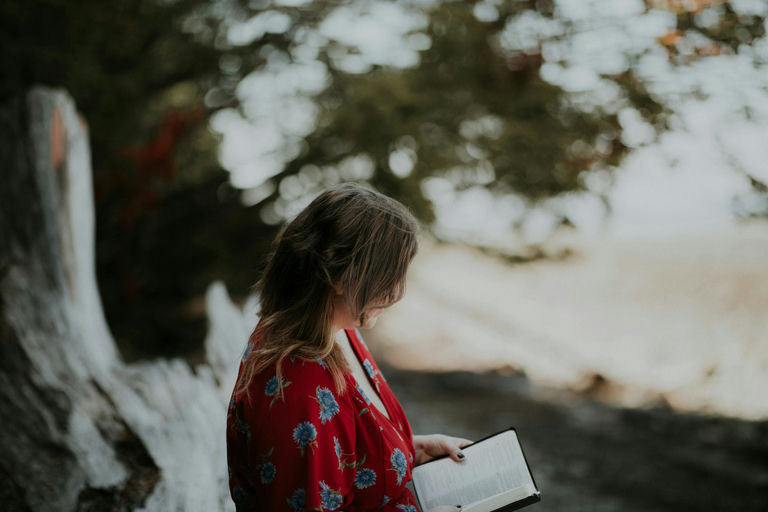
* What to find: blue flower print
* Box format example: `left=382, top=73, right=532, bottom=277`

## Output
left=241, top=343, right=253, bottom=362
left=333, top=436, right=364, bottom=471
left=232, top=485, right=246, bottom=505
left=319, top=480, right=343, bottom=510
left=232, top=413, right=251, bottom=443
left=314, top=357, right=329, bottom=369
left=315, top=386, right=340, bottom=424
left=292, top=421, right=318, bottom=456
left=355, top=384, right=371, bottom=405
left=287, top=488, right=306, bottom=511
left=260, top=462, right=276, bottom=484
left=381, top=495, right=390, bottom=506
left=396, top=505, right=418, bottom=512
left=354, top=467, right=377, bottom=489
left=333, top=436, right=342, bottom=467
left=265, top=375, right=291, bottom=407
left=265, top=376, right=279, bottom=396
left=390, top=448, right=408, bottom=485
left=226, top=397, right=236, bottom=423
left=362, top=359, right=377, bottom=380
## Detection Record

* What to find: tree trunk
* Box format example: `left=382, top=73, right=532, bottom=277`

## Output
left=0, top=87, right=251, bottom=511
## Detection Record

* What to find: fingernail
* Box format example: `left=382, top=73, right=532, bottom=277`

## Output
left=457, top=452, right=465, bottom=459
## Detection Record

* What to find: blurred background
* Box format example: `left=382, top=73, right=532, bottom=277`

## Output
left=3, top=0, right=768, bottom=510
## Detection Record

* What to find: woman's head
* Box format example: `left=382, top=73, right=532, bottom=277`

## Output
left=237, top=183, right=419, bottom=398
left=260, top=183, right=419, bottom=332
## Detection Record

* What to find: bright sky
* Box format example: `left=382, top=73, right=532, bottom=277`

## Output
left=210, top=0, right=768, bottom=242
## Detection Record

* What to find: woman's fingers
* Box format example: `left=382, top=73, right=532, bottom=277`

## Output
left=448, top=448, right=465, bottom=462
left=445, top=436, right=473, bottom=462
left=417, top=433, right=475, bottom=463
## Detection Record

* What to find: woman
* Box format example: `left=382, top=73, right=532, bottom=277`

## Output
left=227, top=183, right=470, bottom=511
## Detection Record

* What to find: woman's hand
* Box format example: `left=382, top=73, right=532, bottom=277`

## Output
left=413, top=433, right=473, bottom=466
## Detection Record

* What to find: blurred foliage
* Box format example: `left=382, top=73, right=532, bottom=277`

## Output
left=271, top=3, right=632, bottom=221
left=1, top=0, right=336, bottom=361
left=2, top=0, right=764, bottom=361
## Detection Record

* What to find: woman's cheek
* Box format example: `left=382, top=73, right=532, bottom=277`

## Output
left=361, top=308, right=384, bottom=329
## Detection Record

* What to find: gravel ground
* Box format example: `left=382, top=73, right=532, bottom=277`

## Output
left=382, top=365, right=768, bottom=512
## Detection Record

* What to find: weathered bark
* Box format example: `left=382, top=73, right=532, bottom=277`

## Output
left=0, top=88, right=252, bottom=511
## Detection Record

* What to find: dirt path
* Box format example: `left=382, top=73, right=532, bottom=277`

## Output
left=384, top=365, right=768, bottom=511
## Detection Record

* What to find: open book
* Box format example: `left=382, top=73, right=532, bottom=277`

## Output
left=411, top=428, right=540, bottom=512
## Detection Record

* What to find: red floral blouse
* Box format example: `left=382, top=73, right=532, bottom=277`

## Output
left=226, top=328, right=419, bottom=511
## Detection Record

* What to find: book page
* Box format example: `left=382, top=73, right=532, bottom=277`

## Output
left=412, top=430, right=536, bottom=512
left=462, top=483, right=537, bottom=512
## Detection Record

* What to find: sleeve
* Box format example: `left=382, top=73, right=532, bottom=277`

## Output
left=227, top=394, right=259, bottom=511
left=241, top=358, right=359, bottom=511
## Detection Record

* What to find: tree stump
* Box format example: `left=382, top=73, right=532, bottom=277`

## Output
left=0, top=88, right=253, bottom=511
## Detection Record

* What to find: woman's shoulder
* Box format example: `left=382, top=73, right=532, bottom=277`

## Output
left=277, top=353, right=339, bottom=388
left=240, top=328, right=338, bottom=387
left=240, top=353, right=347, bottom=408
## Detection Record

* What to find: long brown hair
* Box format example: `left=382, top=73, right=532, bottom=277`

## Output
left=234, top=183, right=419, bottom=402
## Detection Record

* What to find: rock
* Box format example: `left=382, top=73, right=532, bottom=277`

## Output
left=0, top=87, right=254, bottom=511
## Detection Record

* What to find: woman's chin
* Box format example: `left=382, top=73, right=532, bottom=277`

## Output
left=361, top=316, right=378, bottom=329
